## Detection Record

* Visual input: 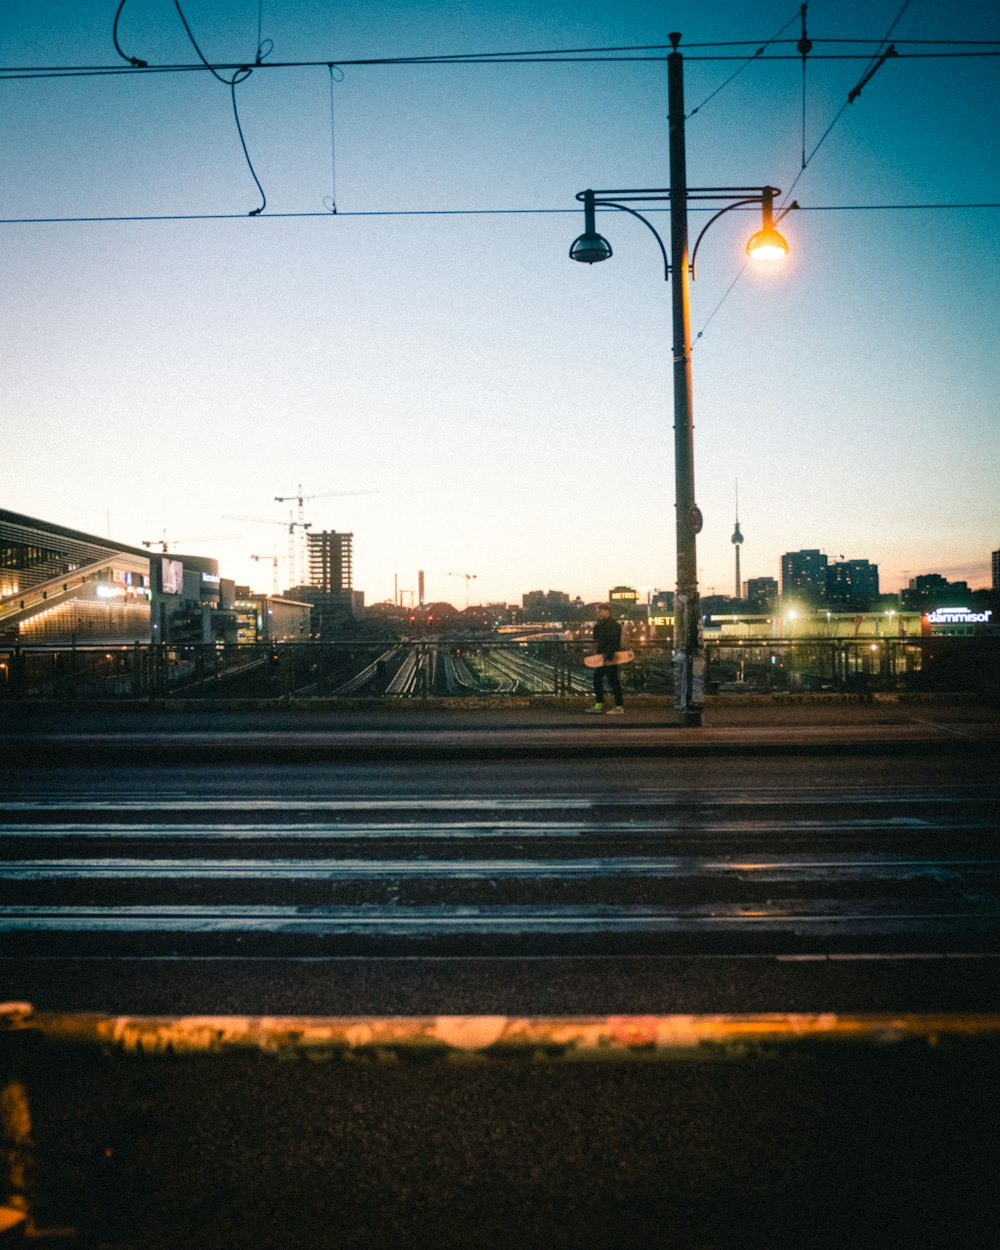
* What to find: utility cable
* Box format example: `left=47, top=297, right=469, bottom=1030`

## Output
left=112, top=0, right=147, bottom=68
left=781, top=0, right=911, bottom=208
left=169, top=0, right=267, bottom=214
left=798, top=3, right=812, bottom=169
left=697, top=2, right=914, bottom=345
left=323, top=64, right=344, bottom=212
left=2, top=202, right=996, bottom=227
left=6, top=44, right=999, bottom=83
left=692, top=263, right=749, bottom=351
left=686, top=5, right=802, bottom=119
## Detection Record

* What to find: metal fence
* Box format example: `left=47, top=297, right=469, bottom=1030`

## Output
left=1, top=635, right=997, bottom=701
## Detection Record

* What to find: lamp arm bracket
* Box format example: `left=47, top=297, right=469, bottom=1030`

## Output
left=690, top=197, right=760, bottom=281
left=593, top=200, right=671, bottom=281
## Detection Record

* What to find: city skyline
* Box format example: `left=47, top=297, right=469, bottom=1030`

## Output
left=9, top=498, right=994, bottom=615
left=3, top=1, right=998, bottom=605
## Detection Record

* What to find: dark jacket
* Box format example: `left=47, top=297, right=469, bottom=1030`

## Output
left=593, top=615, right=622, bottom=660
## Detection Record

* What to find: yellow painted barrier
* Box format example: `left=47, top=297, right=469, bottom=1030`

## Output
left=4, top=1004, right=1000, bottom=1061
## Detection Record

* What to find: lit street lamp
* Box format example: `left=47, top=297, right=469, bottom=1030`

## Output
left=571, top=33, right=794, bottom=727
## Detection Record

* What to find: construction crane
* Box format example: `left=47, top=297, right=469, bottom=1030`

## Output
left=273, top=486, right=377, bottom=585
left=142, top=533, right=232, bottom=552
left=250, top=554, right=281, bottom=595
left=446, top=571, right=478, bottom=609
left=224, top=514, right=305, bottom=590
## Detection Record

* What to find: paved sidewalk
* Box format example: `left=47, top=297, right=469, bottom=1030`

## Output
left=3, top=693, right=998, bottom=759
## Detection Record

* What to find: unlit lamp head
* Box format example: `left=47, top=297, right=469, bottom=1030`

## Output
left=569, top=231, right=613, bottom=264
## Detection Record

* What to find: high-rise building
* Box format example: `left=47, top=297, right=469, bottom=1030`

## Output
left=780, top=549, right=828, bottom=606
left=307, top=530, right=353, bottom=593
left=901, top=572, right=971, bottom=613
left=993, top=548, right=999, bottom=593
left=826, top=559, right=880, bottom=610
left=522, top=589, right=571, bottom=620
left=745, top=577, right=778, bottom=612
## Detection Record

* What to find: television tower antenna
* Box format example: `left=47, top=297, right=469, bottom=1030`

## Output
left=731, top=479, right=744, bottom=600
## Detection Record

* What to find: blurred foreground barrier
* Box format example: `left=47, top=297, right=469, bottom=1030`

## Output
left=3, top=1006, right=1000, bottom=1249
left=4, top=1005, right=1000, bottom=1060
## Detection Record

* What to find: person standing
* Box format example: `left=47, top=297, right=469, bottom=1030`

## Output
left=586, top=603, right=624, bottom=715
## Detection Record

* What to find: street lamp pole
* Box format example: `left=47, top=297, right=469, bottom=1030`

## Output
left=666, top=33, right=702, bottom=727
left=569, top=32, right=794, bottom=727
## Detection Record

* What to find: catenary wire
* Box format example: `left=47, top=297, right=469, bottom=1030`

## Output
left=781, top=0, right=913, bottom=206
left=0, top=204, right=996, bottom=226
left=112, top=0, right=147, bottom=68
left=697, top=2, right=914, bottom=343
left=693, top=263, right=749, bottom=350
left=799, top=3, right=813, bottom=169
left=324, top=63, right=343, bottom=213
left=2, top=47, right=998, bottom=82
left=168, top=0, right=266, bottom=214
left=686, top=5, right=803, bottom=119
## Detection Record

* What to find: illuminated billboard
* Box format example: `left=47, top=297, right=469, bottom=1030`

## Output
left=161, top=558, right=183, bottom=595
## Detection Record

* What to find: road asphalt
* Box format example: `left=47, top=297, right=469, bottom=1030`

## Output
left=2, top=693, right=998, bottom=1248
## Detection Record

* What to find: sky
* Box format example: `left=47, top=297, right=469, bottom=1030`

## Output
left=2, top=0, right=998, bottom=607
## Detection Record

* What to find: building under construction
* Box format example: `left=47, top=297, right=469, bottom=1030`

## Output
left=308, top=529, right=353, bottom=593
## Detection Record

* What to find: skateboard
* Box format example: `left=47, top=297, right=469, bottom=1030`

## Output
left=583, top=651, right=635, bottom=668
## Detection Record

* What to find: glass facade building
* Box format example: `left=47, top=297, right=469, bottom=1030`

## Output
left=0, top=509, right=223, bottom=645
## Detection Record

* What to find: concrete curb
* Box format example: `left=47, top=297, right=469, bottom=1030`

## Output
left=3, top=721, right=999, bottom=762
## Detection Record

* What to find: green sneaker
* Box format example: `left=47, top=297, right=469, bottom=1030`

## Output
left=585, top=703, right=605, bottom=714
left=606, top=706, right=625, bottom=715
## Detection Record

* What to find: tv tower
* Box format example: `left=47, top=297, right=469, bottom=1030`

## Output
left=731, top=480, right=744, bottom=600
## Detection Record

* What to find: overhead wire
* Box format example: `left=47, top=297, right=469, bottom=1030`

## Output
left=799, top=3, right=812, bottom=169
left=169, top=0, right=266, bottom=214
left=111, top=0, right=268, bottom=215
left=687, top=5, right=804, bottom=347
left=0, top=203, right=995, bottom=226
left=112, top=0, right=147, bottom=68
left=3, top=44, right=999, bottom=82
left=686, top=5, right=803, bottom=119
left=695, top=0, right=915, bottom=345
left=7, top=13, right=995, bottom=313
left=324, top=64, right=344, bottom=213
left=694, top=263, right=750, bottom=348
left=782, top=0, right=913, bottom=205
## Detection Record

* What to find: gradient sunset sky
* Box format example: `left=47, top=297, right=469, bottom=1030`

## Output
left=3, top=1, right=997, bottom=604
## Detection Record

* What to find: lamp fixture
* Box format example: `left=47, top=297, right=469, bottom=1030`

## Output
left=745, top=186, right=790, bottom=262
left=569, top=190, right=613, bottom=264
left=569, top=231, right=613, bottom=264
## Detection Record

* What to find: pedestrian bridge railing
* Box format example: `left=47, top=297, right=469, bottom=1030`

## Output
left=1, top=635, right=997, bottom=702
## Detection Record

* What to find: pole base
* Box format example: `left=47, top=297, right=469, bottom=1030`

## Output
left=678, top=707, right=703, bottom=728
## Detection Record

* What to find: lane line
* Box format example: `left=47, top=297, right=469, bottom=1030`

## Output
left=3, top=856, right=997, bottom=879
left=3, top=789, right=998, bottom=812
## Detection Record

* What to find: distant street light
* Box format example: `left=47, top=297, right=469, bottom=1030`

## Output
left=570, top=32, right=795, bottom=727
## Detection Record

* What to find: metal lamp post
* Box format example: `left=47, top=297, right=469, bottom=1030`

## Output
left=570, top=32, right=794, bottom=727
